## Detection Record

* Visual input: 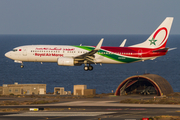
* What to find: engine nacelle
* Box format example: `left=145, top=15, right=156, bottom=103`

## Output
left=57, top=57, right=74, bottom=66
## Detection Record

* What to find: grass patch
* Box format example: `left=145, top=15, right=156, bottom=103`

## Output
left=154, top=115, right=180, bottom=120
left=0, top=101, right=20, bottom=105
left=120, top=97, right=180, bottom=104
left=0, top=99, right=61, bottom=106
left=30, top=100, right=60, bottom=105
left=0, top=108, right=29, bottom=112
left=120, top=99, right=141, bottom=104
left=30, top=100, right=50, bottom=104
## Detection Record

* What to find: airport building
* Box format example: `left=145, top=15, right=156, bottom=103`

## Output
left=73, top=85, right=96, bottom=95
left=0, top=82, right=46, bottom=95
left=54, top=87, right=71, bottom=95
left=115, top=74, right=174, bottom=96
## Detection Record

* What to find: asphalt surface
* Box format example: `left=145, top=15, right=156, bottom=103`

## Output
left=0, top=95, right=180, bottom=120
left=0, top=101, right=180, bottom=120
left=0, top=107, right=180, bottom=120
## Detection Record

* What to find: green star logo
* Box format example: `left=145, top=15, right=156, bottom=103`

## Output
left=149, top=37, right=157, bottom=45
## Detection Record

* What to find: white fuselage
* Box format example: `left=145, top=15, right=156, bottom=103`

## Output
left=5, top=45, right=121, bottom=64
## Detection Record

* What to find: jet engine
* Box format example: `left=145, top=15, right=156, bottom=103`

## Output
left=57, top=57, right=75, bottom=66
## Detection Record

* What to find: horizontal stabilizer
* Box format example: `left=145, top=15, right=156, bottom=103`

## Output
left=152, top=48, right=169, bottom=52
left=168, top=47, right=177, bottom=51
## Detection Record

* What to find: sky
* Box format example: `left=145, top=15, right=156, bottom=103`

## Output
left=0, top=0, right=180, bottom=35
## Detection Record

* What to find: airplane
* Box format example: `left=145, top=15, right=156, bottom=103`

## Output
left=5, top=17, right=174, bottom=71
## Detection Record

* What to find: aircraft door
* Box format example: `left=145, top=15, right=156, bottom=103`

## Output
left=138, top=49, right=142, bottom=58
left=23, top=48, right=27, bottom=56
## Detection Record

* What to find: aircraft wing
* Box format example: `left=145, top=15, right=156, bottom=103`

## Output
left=74, top=38, right=104, bottom=63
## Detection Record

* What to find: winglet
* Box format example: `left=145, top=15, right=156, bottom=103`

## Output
left=94, top=38, right=104, bottom=50
left=120, top=39, right=127, bottom=47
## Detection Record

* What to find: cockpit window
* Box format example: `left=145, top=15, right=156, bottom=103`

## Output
left=13, top=49, right=17, bottom=52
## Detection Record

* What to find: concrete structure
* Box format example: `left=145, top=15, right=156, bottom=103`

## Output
left=54, top=87, right=64, bottom=95
left=74, top=85, right=87, bottom=95
left=115, top=74, right=174, bottom=96
left=54, top=87, right=71, bottom=95
left=0, top=83, right=46, bottom=95
left=63, top=91, right=71, bottom=95
left=84, top=89, right=96, bottom=96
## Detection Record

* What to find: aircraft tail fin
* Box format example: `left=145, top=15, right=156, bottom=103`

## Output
left=130, top=17, right=174, bottom=49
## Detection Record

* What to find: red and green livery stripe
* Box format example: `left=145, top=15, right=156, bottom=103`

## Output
left=73, top=46, right=142, bottom=63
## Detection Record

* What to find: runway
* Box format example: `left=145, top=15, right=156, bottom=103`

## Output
left=0, top=100, right=180, bottom=120
left=1, top=100, right=180, bottom=108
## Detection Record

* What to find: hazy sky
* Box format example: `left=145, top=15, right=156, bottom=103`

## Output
left=0, top=0, right=179, bottom=35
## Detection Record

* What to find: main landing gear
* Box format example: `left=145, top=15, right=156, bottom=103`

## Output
left=20, top=63, right=24, bottom=68
left=84, top=64, right=93, bottom=71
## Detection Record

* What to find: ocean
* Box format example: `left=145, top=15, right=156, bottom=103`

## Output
left=0, top=35, right=180, bottom=94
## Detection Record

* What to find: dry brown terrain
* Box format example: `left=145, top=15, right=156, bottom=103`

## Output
left=120, top=92, right=180, bottom=104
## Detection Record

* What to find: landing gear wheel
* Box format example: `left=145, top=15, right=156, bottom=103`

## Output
left=84, top=66, right=89, bottom=71
left=88, top=66, right=93, bottom=71
left=20, top=65, right=24, bottom=68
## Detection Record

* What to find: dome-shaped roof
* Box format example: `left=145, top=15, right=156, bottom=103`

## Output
left=115, top=74, right=174, bottom=96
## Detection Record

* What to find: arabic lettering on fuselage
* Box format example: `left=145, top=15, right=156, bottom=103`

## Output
left=35, top=48, right=75, bottom=51
left=63, top=48, right=75, bottom=51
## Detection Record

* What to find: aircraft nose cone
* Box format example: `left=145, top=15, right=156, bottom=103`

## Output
left=5, top=52, right=11, bottom=58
